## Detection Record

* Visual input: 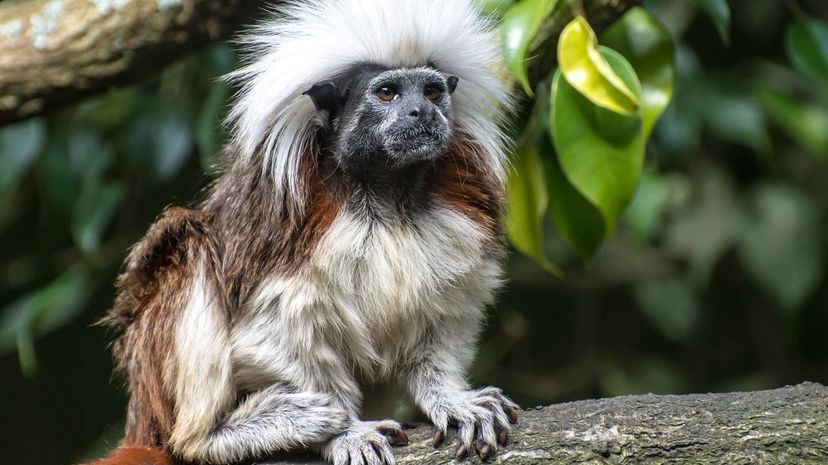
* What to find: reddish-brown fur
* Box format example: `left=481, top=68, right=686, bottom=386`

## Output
left=439, top=138, right=505, bottom=245
left=91, top=209, right=219, bottom=464
left=83, top=447, right=175, bottom=465
left=87, top=147, right=340, bottom=464
left=204, top=145, right=340, bottom=307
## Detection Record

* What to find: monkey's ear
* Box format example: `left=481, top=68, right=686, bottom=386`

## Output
left=447, top=76, right=459, bottom=95
left=303, top=81, right=340, bottom=114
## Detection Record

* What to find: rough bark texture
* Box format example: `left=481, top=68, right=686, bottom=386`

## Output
left=0, top=0, right=641, bottom=127
left=259, top=383, right=828, bottom=465
left=0, top=0, right=270, bottom=125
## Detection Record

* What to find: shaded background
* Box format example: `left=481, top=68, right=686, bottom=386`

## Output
left=2, top=0, right=828, bottom=464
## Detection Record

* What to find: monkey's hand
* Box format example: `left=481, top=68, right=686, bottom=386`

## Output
left=322, top=419, right=409, bottom=465
left=428, top=387, right=519, bottom=462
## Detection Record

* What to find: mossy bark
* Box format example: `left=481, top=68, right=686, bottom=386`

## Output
left=260, top=383, right=828, bottom=465
left=0, top=0, right=266, bottom=125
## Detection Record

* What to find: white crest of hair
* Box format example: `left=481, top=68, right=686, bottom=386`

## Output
left=225, top=0, right=512, bottom=216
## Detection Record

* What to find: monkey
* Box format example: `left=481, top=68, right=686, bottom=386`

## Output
left=86, top=1, right=518, bottom=464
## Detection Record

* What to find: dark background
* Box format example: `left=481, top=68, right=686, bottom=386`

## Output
left=2, top=1, right=828, bottom=464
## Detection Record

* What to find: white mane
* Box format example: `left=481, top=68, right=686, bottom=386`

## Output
left=225, top=0, right=511, bottom=215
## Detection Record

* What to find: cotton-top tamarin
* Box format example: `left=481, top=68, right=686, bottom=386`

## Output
left=87, top=1, right=519, bottom=464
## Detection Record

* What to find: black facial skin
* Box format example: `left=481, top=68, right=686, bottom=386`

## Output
left=305, top=64, right=458, bottom=176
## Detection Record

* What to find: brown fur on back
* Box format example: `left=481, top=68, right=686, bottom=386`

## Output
left=203, top=145, right=340, bottom=308
left=105, top=208, right=217, bottom=449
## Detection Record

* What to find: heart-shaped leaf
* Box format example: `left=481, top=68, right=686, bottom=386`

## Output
left=558, top=16, right=640, bottom=115
left=693, top=0, right=730, bottom=44
left=738, top=184, right=823, bottom=314
left=72, top=181, right=125, bottom=254
left=757, top=85, right=828, bottom=158
left=786, top=17, right=828, bottom=82
left=507, top=145, right=561, bottom=275
left=196, top=81, right=231, bottom=172
left=601, top=7, right=675, bottom=138
left=0, top=118, right=45, bottom=196
left=544, top=143, right=606, bottom=261
left=624, top=168, right=669, bottom=240
left=551, top=47, right=644, bottom=237
left=0, top=266, right=92, bottom=376
left=501, top=0, right=558, bottom=95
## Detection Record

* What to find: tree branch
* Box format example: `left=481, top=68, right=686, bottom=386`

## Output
left=259, top=383, right=828, bottom=464
left=0, top=0, right=642, bottom=127
left=0, top=0, right=270, bottom=126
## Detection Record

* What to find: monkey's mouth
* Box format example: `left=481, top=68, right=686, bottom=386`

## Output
left=385, top=128, right=449, bottom=160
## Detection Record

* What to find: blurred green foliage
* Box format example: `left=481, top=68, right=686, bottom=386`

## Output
left=1, top=1, right=828, bottom=465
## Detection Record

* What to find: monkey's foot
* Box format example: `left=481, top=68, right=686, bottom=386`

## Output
left=323, top=419, right=407, bottom=465
left=430, top=386, right=520, bottom=462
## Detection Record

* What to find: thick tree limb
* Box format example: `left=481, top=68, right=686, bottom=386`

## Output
left=260, top=382, right=828, bottom=465
left=0, top=0, right=269, bottom=125
left=0, top=0, right=641, bottom=127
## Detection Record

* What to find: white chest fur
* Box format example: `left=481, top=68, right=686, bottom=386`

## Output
left=231, top=207, right=501, bottom=390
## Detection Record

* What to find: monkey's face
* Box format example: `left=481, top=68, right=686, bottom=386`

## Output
left=306, top=66, right=458, bottom=173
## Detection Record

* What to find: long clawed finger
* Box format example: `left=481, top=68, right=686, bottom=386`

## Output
left=505, top=406, right=519, bottom=424
left=377, top=426, right=409, bottom=446
left=496, top=425, right=510, bottom=447
left=479, top=388, right=521, bottom=418
left=475, top=438, right=496, bottom=462
left=455, top=443, right=468, bottom=459
left=432, top=427, right=446, bottom=448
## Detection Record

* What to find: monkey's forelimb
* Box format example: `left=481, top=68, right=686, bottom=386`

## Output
left=406, top=317, right=519, bottom=461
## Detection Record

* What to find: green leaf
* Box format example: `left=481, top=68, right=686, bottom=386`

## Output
left=694, top=0, right=730, bottom=44
left=16, top=328, right=37, bottom=378
left=786, top=18, right=828, bottom=82
left=558, top=16, right=640, bottom=114
left=0, top=267, right=93, bottom=376
left=126, top=107, right=194, bottom=182
left=0, top=118, right=46, bottom=196
left=68, top=132, right=115, bottom=181
left=196, top=81, right=231, bottom=172
left=507, top=145, right=561, bottom=275
left=757, top=86, right=828, bottom=158
left=37, top=133, right=77, bottom=218
left=664, top=169, right=742, bottom=286
left=74, top=88, right=142, bottom=130
left=551, top=49, right=644, bottom=238
left=543, top=144, right=606, bottom=261
left=702, top=87, right=771, bottom=155
left=738, top=184, right=823, bottom=315
left=624, top=168, right=669, bottom=240
left=601, top=7, right=675, bottom=138
left=154, top=113, right=194, bottom=181
left=71, top=181, right=125, bottom=254
left=633, top=276, right=701, bottom=341
left=501, top=0, right=558, bottom=95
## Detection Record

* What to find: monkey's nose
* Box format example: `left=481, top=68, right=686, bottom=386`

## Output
left=408, top=107, right=422, bottom=119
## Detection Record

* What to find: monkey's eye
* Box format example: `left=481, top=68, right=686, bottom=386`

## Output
left=376, top=87, right=398, bottom=102
left=425, top=85, right=443, bottom=102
